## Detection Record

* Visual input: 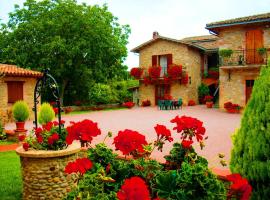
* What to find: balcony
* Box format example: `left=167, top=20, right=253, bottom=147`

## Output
left=219, top=49, right=269, bottom=67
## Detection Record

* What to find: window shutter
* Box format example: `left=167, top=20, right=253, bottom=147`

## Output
left=167, top=54, right=173, bottom=67
left=7, top=82, right=23, bottom=103
left=152, top=55, right=157, bottom=66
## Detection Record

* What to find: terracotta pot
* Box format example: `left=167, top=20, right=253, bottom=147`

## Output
left=206, top=102, right=214, bottom=108
left=16, top=121, right=26, bottom=131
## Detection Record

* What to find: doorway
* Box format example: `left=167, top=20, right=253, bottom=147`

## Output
left=246, top=30, right=264, bottom=64
left=246, top=80, right=254, bottom=104
left=155, top=84, right=170, bottom=105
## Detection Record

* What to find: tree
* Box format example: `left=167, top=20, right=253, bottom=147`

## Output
left=0, top=0, right=130, bottom=104
left=230, top=61, right=270, bottom=199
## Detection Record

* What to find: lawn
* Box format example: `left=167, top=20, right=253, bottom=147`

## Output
left=0, top=140, right=16, bottom=145
left=0, top=151, right=22, bottom=200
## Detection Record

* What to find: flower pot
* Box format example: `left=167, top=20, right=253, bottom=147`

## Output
left=206, top=102, right=214, bottom=108
left=16, top=142, right=81, bottom=200
left=16, top=121, right=26, bottom=131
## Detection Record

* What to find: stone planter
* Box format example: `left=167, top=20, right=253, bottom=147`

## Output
left=16, top=142, right=81, bottom=200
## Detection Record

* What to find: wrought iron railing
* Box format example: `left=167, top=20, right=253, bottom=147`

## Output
left=219, top=49, right=268, bottom=66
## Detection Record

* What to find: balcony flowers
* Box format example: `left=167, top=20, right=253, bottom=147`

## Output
left=204, top=95, right=214, bottom=108
left=130, top=67, right=144, bottom=79
left=167, top=64, right=182, bottom=79
left=148, top=66, right=161, bottom=79
left=122, top=101, right=135, bottom=109
left=143, top=76, right=152, bottom=86
left=224, top=101, right=241, bottom=113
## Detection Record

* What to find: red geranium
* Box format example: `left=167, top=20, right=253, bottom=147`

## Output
left=204, top=95, right=213, bottom=102
left=18, top=134, right=26, bottom=142
left=23, top=142, right=30, bottom=151
left=226, top=174, right=252, bottom=200
left=181, top=140, right=193, bottom=148
left=148, top=66, right=161, bottom=79
left=66, top=119, right=101, bottom=145
left=154, top=124, right=173, bottom=142
left=188, top=100, right=196, bottom=106
left=65, top=158, right=93, bottom=175
left=130, top=67, right=143, bottom=79
left=42, top=122, right=53, bottom=131
left=113, top=129, right=148, bottom=155
left=181, top=73, right=189, bottom=84
left=48, top=133, right=59, bottom=145
left=53, top=107, right=59, bottom=115
left=117, top=176, right=151, bottom=200
left=171, top=115, right=206, bottom=145
left=167, top=64, right=182, bottom=79
left=37, top=135, right=43, bottom=143
left=143, top=76, right=152, bottom=86
left=122, top=102, right=135, bottom=109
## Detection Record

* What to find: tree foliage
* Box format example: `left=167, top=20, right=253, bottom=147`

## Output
left=0, top=0, right=130, bottom=103
left=230, top=62, right=270, bottom=199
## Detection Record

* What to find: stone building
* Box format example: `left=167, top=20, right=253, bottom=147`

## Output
left=131, top=32, right=219, bottom=106
left=206, top=12, right=270, bottom=109
left=0, top=64, right=42, bottom=124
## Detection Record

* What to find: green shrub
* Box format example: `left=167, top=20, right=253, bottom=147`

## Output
left=111, top=81, right=132, bottom=103
left=38, top=102, right=55, bottom=125
left=257, top=47, right=267, bottom=55
left=219, top=49, right=233, bottom=58
left=198, top=83, right=210, bottom=98
left=230, top=61, right=270, bottom=199
left=12, top=101, right=30, bottom=122
left=89, top=83, right=118, bottom=105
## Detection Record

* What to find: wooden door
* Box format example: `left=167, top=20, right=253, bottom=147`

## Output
left=155, top=84, right=170, bottom=105
left=246, top=80, right=254, bottom=104
left=246, top=30, right=263, bottom=64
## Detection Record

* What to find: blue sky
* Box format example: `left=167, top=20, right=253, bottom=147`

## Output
left=1, top=0, right=270, bottom=69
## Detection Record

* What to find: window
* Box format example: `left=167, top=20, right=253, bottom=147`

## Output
left=6, top=81, right=24, bottom=103
left=152, top=54, right=172, bottom=76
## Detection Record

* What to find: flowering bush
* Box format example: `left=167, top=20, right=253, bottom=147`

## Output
left=65, top=158, right=93, bottom=175
left=122, top=101, right=135, bottom=109
left=188, top=100, right=196, bottom=106
left=130, top=67, right=144, bottom=79
left=65, top=115, right=247, bottom=200
left=167, top=64, right=182, bottom=79
left=204, top=95, right=213, bottom=102
left=148, top=66, right=161, bottom=79
left=227, top=174, right=252, bottom=200
left=224, top=101, right=241, bottom=113
left=142, top=100, right=151, bottom=107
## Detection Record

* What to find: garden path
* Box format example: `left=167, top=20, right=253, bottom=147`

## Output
left=5, top=105, right=241, bottom=170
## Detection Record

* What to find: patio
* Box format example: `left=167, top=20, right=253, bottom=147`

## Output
left=5, top=105, right=241, bottom=169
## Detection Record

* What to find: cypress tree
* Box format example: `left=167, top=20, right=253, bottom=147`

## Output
left=230, top=61, right=270, bottom=199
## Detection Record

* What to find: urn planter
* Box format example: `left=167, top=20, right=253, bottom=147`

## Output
left=16, top=142, right=81, bottom=200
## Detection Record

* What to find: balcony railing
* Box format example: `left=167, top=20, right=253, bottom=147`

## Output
left=219, top=49, right=269, bottom=66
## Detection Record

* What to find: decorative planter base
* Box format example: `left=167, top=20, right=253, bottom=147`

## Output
left=16, top=142, right=81, bottom=200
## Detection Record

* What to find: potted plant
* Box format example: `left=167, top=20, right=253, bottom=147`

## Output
left=198, top=83, right=210, bottom=104
left=188, top=100, right=196, bottom=106
left=204, top=95, right=214, bottom=108
left=12, top=100, right=30, bottom=132
left=257, top=47, right=267, bottom=56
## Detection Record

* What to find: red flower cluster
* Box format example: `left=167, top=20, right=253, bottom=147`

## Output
left=130, top=67, right=143, bottom=79
left=18, top=134, right=26, bottom=142
left=224, top=102, right=241, bottom=113
left=142, top=100, right=151, bottom=107
left=171, top=115, right=206, bottom=148
left=64, top=107, right=72, bottom=114
left=181, top=73, right=189, bottom=84
left=53, top=107, right=59, bottom=115
left=163, top=94, right=173, bottom=100
left=23, top=142, right=30, bottom=151
left=48, top=133, right=59, bottom=145
left=65, top=158, right=93, bottom=175
left=148, top=66, right=161, bottom=79
left=117, top=177, right=151, bottom=200
left=181, top=140, right=193, bottom=148
left=113, top=129, right=148, bottom=155
left=66, top=120, right=101, bottom=145
left=122, top=102, right=135, bottom=109
left=188, top=100, right=196, bottom=106
left=167, top=64, right=182, bottom=79
left=204, top=95, right=213, bottom=102
left=154, top=124, right=173, bottom=142
left=143, top=77, right=152, bottom=86
left=226, top=174, right=252, bottom=200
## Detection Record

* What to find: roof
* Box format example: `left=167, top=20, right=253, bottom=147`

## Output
left=206, top=12, right=270, bottom=31
left=131, top=35, right=187, bottom=53
left=180, top=35, right=219, bottom=51
left=0, top=64, right=43, bottom=78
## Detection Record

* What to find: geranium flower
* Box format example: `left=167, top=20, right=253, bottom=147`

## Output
left=113, top=129, right=148, bottom=155
left=65, top=158, right=93, bottom=175
left=117, top=177, right=151, bottom=200
left=53, top=107, right=59, bottom=115
left=48, top=133, right=59, bottom=145
left=226, top=174, right=252, bottom=200
left=18, top=134, right=26, bottom=142
left=154, top=124, right=173, bottom=142
left=181, top=140, right=193, bottom=148
left=37, top=135, right=43, bottom=143
left=34, top=127, right=43, bottom=136
left=42, top=122, right=53, bottom=131
left=23, top=142, right=30, bottom=151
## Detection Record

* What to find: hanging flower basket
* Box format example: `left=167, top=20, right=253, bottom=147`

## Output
left=148, top=66, right=161, bottom=79
left=130, top=67, right=144, bottom=79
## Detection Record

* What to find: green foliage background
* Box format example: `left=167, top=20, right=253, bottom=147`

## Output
left=230, top=61, right=270, bottom=199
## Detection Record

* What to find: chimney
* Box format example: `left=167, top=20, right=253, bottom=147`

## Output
left=153, top=31, right=159, bottom=39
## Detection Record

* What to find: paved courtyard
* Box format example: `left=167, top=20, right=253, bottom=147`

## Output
left=5, top=105, right=241, bottom=169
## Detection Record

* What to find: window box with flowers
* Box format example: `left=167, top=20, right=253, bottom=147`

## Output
left=167, top=64, right=182, bottom=79
left=130, top=67, right=144, bottom=79
left=64, top=116, right=252, bottom=200
left=148, top=66, right=161, bottom=79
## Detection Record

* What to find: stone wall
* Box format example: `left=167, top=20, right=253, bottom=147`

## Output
left=219, top=67, right=260, bottom=109
left=0, top=76, right=37, bottom=124
left=16, top=143, right=81, bottom=200
left=138, top=39, right=202, bottom=105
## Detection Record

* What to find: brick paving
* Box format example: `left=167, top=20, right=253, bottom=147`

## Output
left=4, top=105, right=241, bottom=170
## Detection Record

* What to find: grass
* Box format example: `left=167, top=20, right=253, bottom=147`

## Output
left=0, top=151, right=22, bottom=200
left=0, top=140, right=16, bottom=145
left=63, top=107, right=127, bottom=116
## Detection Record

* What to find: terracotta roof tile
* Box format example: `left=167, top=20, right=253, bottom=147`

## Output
left=206, top=12, right=270, bottom=28
left=181, top=35, right=218, bottom=42
left=180, top=35, right=219, bottom=51
left=0, top=64, right=43, bottom=78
